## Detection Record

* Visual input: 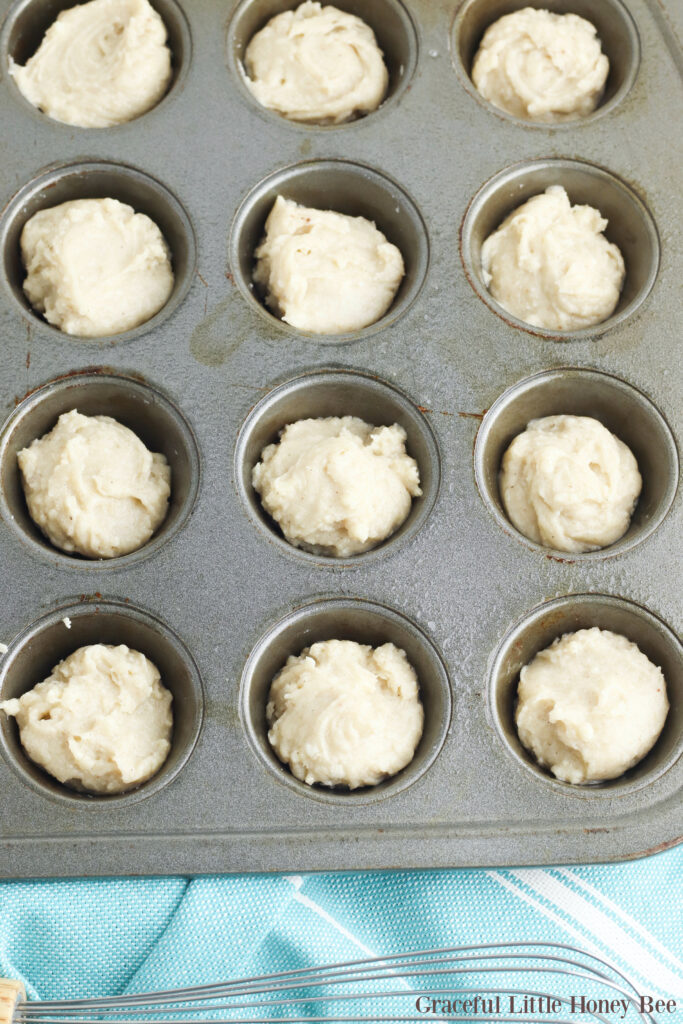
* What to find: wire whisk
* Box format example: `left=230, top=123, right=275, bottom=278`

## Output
left=1, top=942, right=663, bottom=1024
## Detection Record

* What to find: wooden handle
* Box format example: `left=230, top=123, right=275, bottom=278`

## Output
left=0, top=980, right=25, bottom=1024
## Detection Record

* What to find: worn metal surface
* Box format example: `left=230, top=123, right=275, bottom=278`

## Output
left=0, top=0, right=680, bottom=877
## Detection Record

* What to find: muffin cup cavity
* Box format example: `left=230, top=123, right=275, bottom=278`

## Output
left=240, top=598, right=452, bottom=803
left=474, top=368, right=679, bottom=559
left=0, top=600, right=204, bottom=805
left=0, top=161, right=197, bottom=342
left=0, top=371, right=201, bottom=568
left=1, top=0, right=191, bottom=124
left=460, top=159, right=659, bottom=339
left=488, top=594, right=683, bottom=795
left=227, top=0, right=418, bottom=128
left=451, top=0, right=640, bottom=127
left=229, top=160, right=429, bottom=342
left=234, top=368, right=440, bottom=565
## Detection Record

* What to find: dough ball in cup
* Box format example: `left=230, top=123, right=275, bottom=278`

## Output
left=266, top=638, right=424, bottom=788
left=499, top=414, right=641, bottom=553
left=244, top=1, right=388, bottom=125
left=471, top=8, right=609, bottom=123
left=18, top=409, right=171, bottom=559
left=20, top=197, right=174, bottom=337
left=252, top=415, right=421, bottom=556
left=480, top=185, right=625, bottom=331
left=9, top=0, right=172, bottom=128
left=253, top=195, right=405, bottom=334
left=0, top=644, right=173, bottom=794
left=516, top=627, right=669, bottom=784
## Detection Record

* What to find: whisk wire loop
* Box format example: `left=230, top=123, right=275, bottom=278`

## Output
left=8, top=942, right=659, bottom=1024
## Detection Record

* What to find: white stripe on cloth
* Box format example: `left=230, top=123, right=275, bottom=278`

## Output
left=288, top=887, right=378, bottom=957
left=286, top=884, right=415, bottom=1003
left=489, top=870, right=604, bottom=959
left=556, top=869, right=683, bottom=978
left=510, top=869, right=683, bottom=999
left=284, top=875, right=304, bottom=891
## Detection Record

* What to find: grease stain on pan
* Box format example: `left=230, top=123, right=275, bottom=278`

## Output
left=190, top=296, right=244, bottom=367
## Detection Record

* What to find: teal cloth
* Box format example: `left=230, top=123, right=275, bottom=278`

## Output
left=1, top=848, right=681, bottom=1011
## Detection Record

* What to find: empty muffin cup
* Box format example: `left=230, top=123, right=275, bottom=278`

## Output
left=460, top=159, right=659, bottom=339
left=0, top=599, right=204, bottom=804
left=0, top=371, right=200, bottom=568
left=0, top=161, right=196, bottom=341
left=240, top=597, right=452, bottom=803
left=234, top=368, right=440, bottom=564
left=227, top=0, right=418, bottom=127
left=474, top=367, right=679, bottom=558
left=451, top=0, right=640, bottom=126
left=229, top=159, right=429, bottom=341
left=1, top=0, right=191, bottom=123
left=488, top=594, right=683, bottom=794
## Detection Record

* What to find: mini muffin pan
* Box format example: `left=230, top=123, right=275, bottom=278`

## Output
left=0, top=0, right=680, bottom=877
left=0, top=600, right=204, bottom=805
left=0, top=372, right=201, bottom=568
left=460, top=158, right=660, bottom=339
left=0, top=161, right=197, bottom=342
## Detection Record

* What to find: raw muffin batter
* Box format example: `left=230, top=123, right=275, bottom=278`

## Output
left=18, top=410, right=171, bottom=559
left=21, top=198, right=174, bottom=337
left=500, top=415, right=641, bottom=553
left=480, top=185, right=625, bottom=331
left=471, top=8, right=609, bottom=123
left=253, top=196, right=405, bottom=333
left=516, top=628, right=668, bottom=784
left=252, top=416, right=421, bottom=556
left=244, top=2, right=388, bottom=124
left=267, top=639, right=424, bottom=788
left=0, top=644, right=173, bottom=793
left=10, top=0, right=172, bottom=128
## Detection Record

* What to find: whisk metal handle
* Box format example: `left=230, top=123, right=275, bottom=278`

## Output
left=0, top=980, right=25, bottom=1024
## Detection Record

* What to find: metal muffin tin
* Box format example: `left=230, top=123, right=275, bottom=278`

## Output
left=0, top=0, right=680, bottom=878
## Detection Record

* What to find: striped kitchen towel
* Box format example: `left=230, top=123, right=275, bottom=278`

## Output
left=0, top=848, right=681, bottom=1015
